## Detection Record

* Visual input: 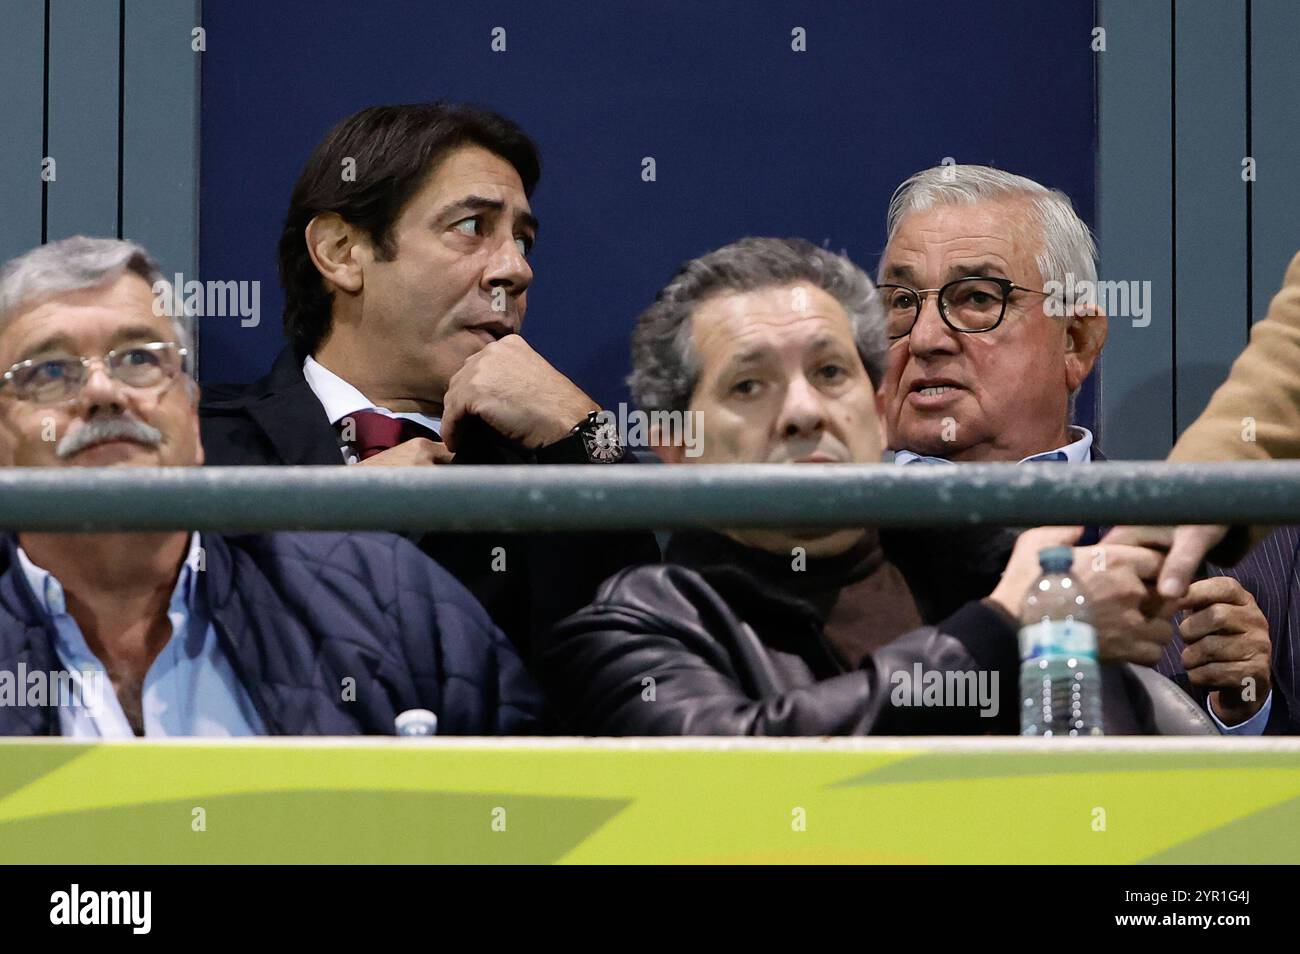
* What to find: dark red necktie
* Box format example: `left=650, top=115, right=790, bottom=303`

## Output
left=339, top=410, right=440, bottom=461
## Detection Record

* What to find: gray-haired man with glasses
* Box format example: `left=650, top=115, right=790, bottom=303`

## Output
left=0, top=341, right=190, bottom=461
left=0, top=236, right=544, bottom=737
left=877, top=165, right=1106, bottom=466
left=2, top=340, right=187, bottom=403
left=876, top=164, right=1277, bottom=735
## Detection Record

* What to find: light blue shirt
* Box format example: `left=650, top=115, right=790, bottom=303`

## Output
left=894, top=425, right=1273, bottom=734
left=893, top=426, right=1096, bottom=466
left=15, top=533, right=266, bottom=738
left=1207, top=693, right=1272, bottom=735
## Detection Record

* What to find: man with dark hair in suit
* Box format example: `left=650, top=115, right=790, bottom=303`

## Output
left=199, top=102, right=659, bottom=658
left=877, top=163, right=1279, bottom=733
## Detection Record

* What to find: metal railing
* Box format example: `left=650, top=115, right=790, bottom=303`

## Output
left=1, top=461, right=1299, bottom=531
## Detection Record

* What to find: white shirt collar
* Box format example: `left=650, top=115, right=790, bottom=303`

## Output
left=301, top=355, right=442, bottom=435
left=893, top=426, right=1095, bottom=466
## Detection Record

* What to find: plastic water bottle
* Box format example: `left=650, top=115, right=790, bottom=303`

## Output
left=1019, top=546, right=1104, bottom=736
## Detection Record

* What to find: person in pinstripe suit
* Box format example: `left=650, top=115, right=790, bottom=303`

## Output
left=1153, top=531, right=1298, bottom=733
left=1114, top=253, right=1300, bottom=734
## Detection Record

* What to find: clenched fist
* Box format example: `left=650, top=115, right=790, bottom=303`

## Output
left=1178, top=576, right=1272, bottom=724
left=1101, top=524, right=1231, bottom=599
left=1070, top=544, right=1179, bottom=667
left=987, top=527, right=1178, bottom=667
left=440, top=334, right=598, bottom=452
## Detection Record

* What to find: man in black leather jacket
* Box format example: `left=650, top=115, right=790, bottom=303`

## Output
left=535, top=238, right=1213, bottom=736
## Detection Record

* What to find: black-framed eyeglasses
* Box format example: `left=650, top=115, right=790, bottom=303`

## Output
left=0, top=341, right=189, bottom=404
left=877, top=276, right=1052, bottom=340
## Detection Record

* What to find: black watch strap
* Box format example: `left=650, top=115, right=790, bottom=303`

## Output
left=536, top=411, right=626, bottom=464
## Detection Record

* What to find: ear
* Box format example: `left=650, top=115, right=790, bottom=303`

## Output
left=1064, top=304, right=1107, bottom=392
left=304, top=212, right=367, bottom=295
left=649, top=424, right=685, bottom=464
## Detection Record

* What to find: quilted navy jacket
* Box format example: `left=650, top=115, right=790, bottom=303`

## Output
left=0, top=531, right=547, bottom=736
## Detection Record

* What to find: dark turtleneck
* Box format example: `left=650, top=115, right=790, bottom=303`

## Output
left=663, top=529, right=923, bottom=670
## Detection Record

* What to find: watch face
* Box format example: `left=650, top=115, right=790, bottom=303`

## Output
left=584, top=420, right=625, bottom=462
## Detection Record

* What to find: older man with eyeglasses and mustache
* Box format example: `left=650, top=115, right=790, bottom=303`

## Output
left=0, top=236, right=545, bottom=738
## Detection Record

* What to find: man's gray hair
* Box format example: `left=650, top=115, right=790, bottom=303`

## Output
left=884, top=164, right=1098, bottom=288
left=0, top=236, right=193, bottom=368
left=629, top=237, right=887, bottom=413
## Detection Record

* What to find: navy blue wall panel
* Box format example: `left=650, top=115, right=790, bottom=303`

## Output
left=197, top=0, right=1098, bottom=421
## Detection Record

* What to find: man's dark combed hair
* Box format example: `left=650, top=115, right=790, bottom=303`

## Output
left=278, top=102, right=541, bottom=356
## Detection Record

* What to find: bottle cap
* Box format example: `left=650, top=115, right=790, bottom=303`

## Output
left=394, top=708, right=438, bottom=737
left=1037, top=546, right=1074, bottom=573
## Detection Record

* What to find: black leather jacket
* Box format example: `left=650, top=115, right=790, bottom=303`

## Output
left=536, top=530, right=1217, bottom=736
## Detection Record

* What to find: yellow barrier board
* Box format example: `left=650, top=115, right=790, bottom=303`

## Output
left=1, top=738, right=1297, bottom=864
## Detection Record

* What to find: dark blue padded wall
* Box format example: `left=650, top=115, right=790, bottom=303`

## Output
left=198, top=0, right=1097, bottom=425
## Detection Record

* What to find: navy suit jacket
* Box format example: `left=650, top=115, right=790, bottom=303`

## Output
left=198, top=347, right=662, bottom=661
